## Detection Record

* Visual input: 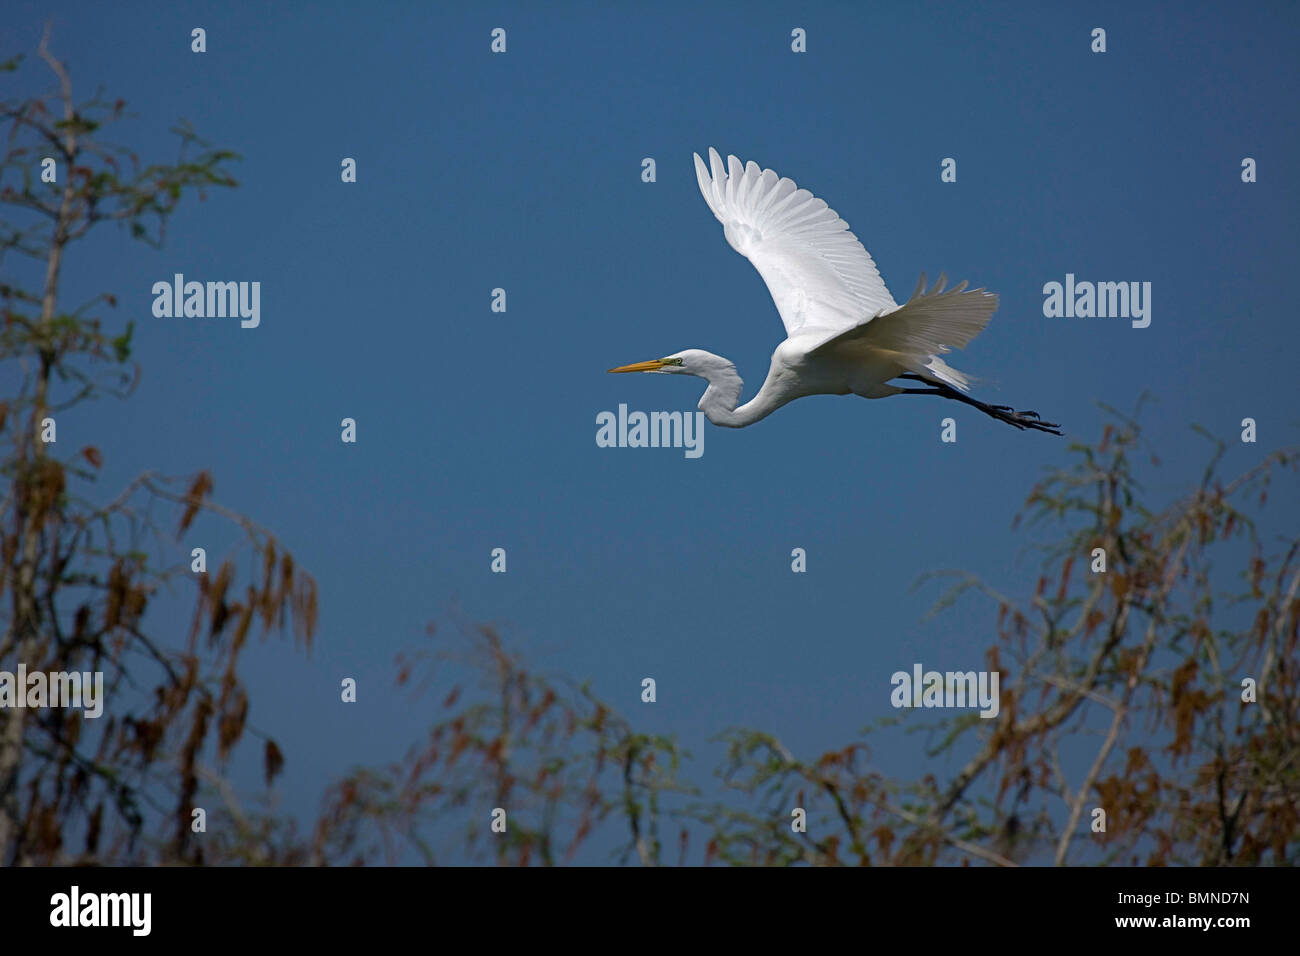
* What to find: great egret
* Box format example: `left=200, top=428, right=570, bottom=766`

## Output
left=609, top=148, right=1060, bottom=435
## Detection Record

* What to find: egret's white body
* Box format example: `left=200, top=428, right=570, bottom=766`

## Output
left=610, top=148, right=1059, bottom=434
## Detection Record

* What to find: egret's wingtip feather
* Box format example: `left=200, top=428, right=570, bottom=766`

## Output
left=694, top=147, right=899, bottom=337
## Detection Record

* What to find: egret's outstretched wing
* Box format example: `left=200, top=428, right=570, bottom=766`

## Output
left=694, top=147, right=896, bottom=338
left=809, top=272, right=998, bottom=391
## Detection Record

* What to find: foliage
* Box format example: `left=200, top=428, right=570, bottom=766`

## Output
left=303, top=406, right=1297, bottom=866
left=309, top=623, right=688, bottom=865
left=0, top=31, right=315, bottom=866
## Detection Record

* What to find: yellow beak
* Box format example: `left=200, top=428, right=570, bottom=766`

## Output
left=607, top=359, right=668, bottom=373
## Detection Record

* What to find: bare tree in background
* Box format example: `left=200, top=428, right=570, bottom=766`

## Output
left=692, top=404, right=1298, bottom=865
left=0, top=31, right=317, bottom=865
left=305, top=622, right=688, bottom=866
left=301, top=406, right=1296, bottom=866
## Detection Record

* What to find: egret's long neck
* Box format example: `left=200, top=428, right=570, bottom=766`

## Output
left=697, top=363, right=780, bottom=428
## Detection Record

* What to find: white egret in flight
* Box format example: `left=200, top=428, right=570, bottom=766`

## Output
left=609, top=148, right=1060, bottom=435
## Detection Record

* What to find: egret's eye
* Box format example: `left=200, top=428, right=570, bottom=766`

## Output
left=662, top=357, right=684, bottom=366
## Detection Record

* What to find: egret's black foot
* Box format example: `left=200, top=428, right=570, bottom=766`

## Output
left=1000, top=409, right=1062, bottom=435
left=896, top=376, right=1063, bottom=436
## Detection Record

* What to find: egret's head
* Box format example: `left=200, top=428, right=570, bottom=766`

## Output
left=607, top=349, right=730, bottom=377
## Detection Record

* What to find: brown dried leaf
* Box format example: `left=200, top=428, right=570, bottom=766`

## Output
left=177, top=471, right=213, bottom=537
left=265, top=739, right=285, bottom=786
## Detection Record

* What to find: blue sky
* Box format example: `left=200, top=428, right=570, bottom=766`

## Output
left=5, top=1, right=1298, bottom=862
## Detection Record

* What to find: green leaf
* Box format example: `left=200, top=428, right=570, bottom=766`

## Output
left=111, top=320, right=134, bottom=362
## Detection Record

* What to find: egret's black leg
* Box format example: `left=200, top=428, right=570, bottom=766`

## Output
left=896, top=381, right=1062, bottom=435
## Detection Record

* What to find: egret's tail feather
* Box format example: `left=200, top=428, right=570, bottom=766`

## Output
left=880, top=273, right=997, bottom=392
left=918, top=355, right=974, bottom=392
left=810, top=273, right=998, bottom=393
